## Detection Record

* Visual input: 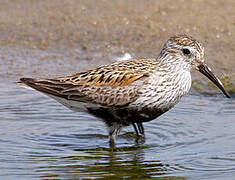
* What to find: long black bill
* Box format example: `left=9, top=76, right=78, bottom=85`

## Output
left=198, top=63, right=230, bottom=98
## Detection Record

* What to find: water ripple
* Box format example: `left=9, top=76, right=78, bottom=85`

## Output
left=0, top=83, right=235, bottom=179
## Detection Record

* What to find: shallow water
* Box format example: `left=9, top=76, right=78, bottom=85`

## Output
left=0, top=81, right=234, bottom=180
left=0, top=1, right=234, bottom=178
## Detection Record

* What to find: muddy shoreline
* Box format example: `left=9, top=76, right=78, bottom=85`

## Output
left=0, top=0, right=234, bottom=94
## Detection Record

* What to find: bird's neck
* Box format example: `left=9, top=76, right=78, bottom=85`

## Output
left=152, top=56, right=192, bottom=98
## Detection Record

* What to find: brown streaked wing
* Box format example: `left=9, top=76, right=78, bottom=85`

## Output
left=62, top=83, right=141, bottom=107
left=20, top=78, right=77, bottom=98
left=20, top=59, right=155, bottom=106
left=20, top=76, right=144, bottom=107
left=56, top=59, right=154, bottom=87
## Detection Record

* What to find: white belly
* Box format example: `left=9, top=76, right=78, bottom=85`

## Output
left=47, top=94, right=102, bottom=112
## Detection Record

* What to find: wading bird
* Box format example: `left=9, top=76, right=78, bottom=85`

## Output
left=20, top=34, right=230, bottom=146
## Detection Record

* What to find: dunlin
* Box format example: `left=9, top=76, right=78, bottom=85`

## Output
left=20, top=34, right=230, bottom=146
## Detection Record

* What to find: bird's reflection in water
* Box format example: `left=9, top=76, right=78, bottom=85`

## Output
left=31, top=133, right=185, bottom=179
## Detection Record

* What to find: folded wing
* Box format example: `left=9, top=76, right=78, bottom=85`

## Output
left=20, top=59, right=154, bottom=107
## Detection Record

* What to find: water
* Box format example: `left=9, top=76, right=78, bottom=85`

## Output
left=0, top=81, right=234, bottom=180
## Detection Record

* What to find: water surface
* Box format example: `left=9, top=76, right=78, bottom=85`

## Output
left=0, top=82, right=234, bottom=179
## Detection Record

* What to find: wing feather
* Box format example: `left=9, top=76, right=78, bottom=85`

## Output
left=20, top=58, right=157, bottom=107
left=56, top=58, right=156, bottom=87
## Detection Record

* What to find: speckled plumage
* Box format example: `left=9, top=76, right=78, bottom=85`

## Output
left=20, top=34, right=230, bottom=146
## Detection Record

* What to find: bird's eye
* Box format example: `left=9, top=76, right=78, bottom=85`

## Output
left=182, top=48, right=191, bottom=55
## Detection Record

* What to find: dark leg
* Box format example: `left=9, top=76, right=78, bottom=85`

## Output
left=108, top=122, right=123, bottom=148
left=132, top=122, right=145, bottom=137
left=137, top=122, right=145, bottom=136
left=132, top=122, right=145, bottom=144
left=132, top=123, right=139, bottom=136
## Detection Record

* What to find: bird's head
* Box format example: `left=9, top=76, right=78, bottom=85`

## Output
left=159, top=34, right=230, bottom=98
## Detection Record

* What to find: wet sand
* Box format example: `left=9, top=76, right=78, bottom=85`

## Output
left=0, top=0, right=234, bottom=93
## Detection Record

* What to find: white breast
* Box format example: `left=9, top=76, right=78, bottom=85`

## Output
left=130, top=69, right=192, bottom=111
